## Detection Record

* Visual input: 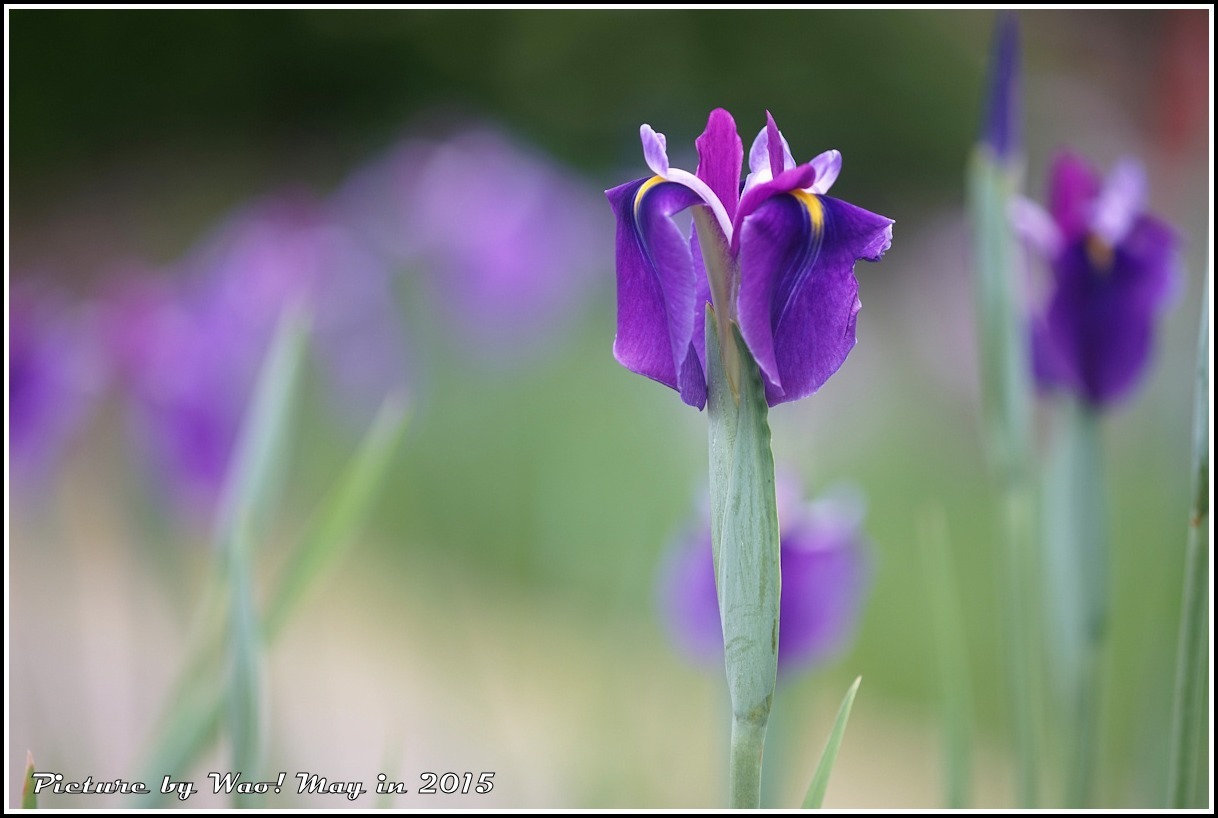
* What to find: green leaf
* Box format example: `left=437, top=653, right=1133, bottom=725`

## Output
left=705, top=309, right=781, bottom=809
left=218, top=311, right=308, bottom=804
left=23, top=751, right=37, bottom=809
left=215, top=308, right=309, bottom=556
left=265, top=393, right=409, bottom=639
left=802, top=676, right=862, bottom=809
left=1167, top=282, right=1210, bottom=808
left=134, top=389, right=406, bottom=804
left=918, top=509, right=972, bottom=808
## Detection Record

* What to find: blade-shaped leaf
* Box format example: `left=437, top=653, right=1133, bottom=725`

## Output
left=23, top=751, right=37, bottom=809
left=266, top=393, right=409, bottom=639
left=802, top=676, right=862, bottom=809
left=216, top=308, right=309, bottom=556
left=134, top=388, right=406, bottom=803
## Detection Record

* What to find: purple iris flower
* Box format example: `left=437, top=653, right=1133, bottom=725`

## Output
left=335, top=127, right=606, bottom=359
left=1014, top=153, right=1180, bottom=408
left=105, top=193, right=409, bottom=518
left=606, top=109, right=893, bottom=408
left=660, top=477, right=870, bottom=675
left=10, top=282, right=101, bottom=483
left=104, top=271, right=255, bottom=517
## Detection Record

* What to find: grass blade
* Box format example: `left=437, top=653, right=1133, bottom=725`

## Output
left=23, top=751, right=37, bottom=809
left=266, top=393, right=409, bottom=638
left=1167, top=282, right=1210, bottom=807
left=218, top=310, right=308, bottom=804
left=216, top=308, right=309, bottom=553
left=134, top=387, right=406, bottom=803
left=802, top=676, right=862, bottom=809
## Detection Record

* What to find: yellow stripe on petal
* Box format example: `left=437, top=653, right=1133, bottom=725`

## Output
left=1085, top=233, right=1115, bottom=273
left=633, top=175, right=666, bottom=218
left=791, top=189, right=825, bottom=234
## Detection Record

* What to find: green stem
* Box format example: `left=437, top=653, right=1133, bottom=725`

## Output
left=1066, top=402, right=1107, bottom=808
left=998, top=482, right=1039, bottom=808
left=705, top=309, right=781, bottom=811
left=1068, top=642, right=1101, bottom=808
left=730, top=716, right=768, bottom=809
left=968, top=147, right=1039, bottom=808
left=1167, top=290, right=1209, bottom=808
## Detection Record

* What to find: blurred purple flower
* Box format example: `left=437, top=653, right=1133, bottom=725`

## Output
left=105, top=192, right=409, bottom=517
left=104, top=271, right=256, bottom=516
left=660, top=477, right=870, bottom=675
left=191, top=193, right=411, bottom=427
left=1015, top=153, right=1180, bottom=408
left=10, top=282, right=101, bottom=483
left=607, top=109, right=893, bottom=409
left=335, top=126, right=607, bottom=358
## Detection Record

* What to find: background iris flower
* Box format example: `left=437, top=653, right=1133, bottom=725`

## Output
left=607, top=108, right=893, bottom=408
left=10, top=282, right=101, bottom=485
left=660, top=477, right=870, bottom=675
left=1016, top=153, right=1180, bottom=409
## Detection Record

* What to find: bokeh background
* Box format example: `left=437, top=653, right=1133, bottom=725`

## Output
left=7, top=9, right=1211, bottom=809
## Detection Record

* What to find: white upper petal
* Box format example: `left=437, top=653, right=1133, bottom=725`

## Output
left=1010, top=196, right=1064, bottom=260
left=640, top=124, right=670, bottom=176
left=807, top=150, right=842, bottom=195
left=742, top=125, right=797, bottom=198
left=1091, top=157, right=1146, bottom=246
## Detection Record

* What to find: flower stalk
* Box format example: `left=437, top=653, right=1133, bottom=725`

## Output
left=1042, top=398, right=1108, bottom=807
left=706, top=308, right=781, bottom=809
left=968, top=143, right=1040, bottom=809
left=968, top=15, right=1042, bottom=807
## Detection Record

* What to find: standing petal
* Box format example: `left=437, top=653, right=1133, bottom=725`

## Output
left=607, top=177, right=707, bottom=407
left=694, top=108, right=744, bottom=220
left=737, top=193, right=892, bottom=405
left=1050, top=152, right=1102, bottom=240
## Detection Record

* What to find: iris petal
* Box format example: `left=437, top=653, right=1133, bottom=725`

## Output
left=1091, top=158, right=1146, bottom=247
left=694, top=108, right=744, bottom=220
left=737, top=193, right=892, bottom=405
left=1037, top=214, right=1178, bottom=406
left=808, top=150, right=842, bottom=195
left=640, top=124, right=670, bottom=176
left=765, top=111, right=786, bottom=179
left=1050, top=152, right=1101, bottom=240
left=742, top=122, right=796, bottom=197
left=607, top=177, right=707, bottom=407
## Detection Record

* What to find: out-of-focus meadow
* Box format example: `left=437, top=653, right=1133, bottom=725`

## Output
left=7, top=9, right=1211, bottom=809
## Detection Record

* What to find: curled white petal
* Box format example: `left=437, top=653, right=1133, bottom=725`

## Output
left=1091, top=157, right=1146, bottom=246
left=665, top=166, right=735, bottom=243
left=640, top=124, right=670, bottom=176
left=1010, top=196, right=1064, bottom=259
left=808, top=150, right=842, bottom=195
